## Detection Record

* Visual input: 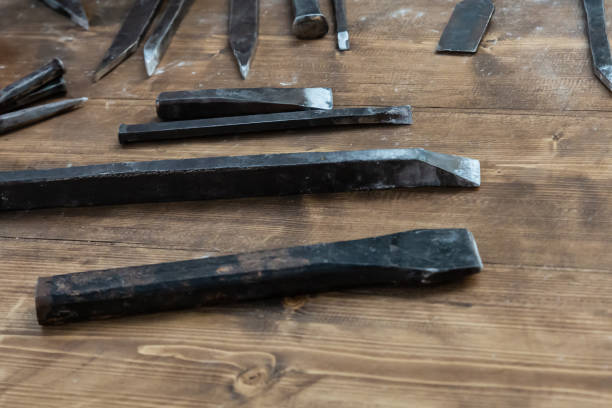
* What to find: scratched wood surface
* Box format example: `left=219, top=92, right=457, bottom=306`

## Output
left=0, top=0, right=611, bottom=406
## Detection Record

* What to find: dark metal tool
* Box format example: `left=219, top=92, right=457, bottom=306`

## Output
left=229, top=0, right=259, bottom=79
left=39, top=0, right=89, bottom=30
left=437, top=0, right=494, bottom=53
left=0, top=58, right=65, bottom=113
left=583, top=0, right=612, bottom=91
left=120, top=105, right=411, bottom=143
left=0, top=97, right=87, bottom=135
left=0, top=78, right=67, bottom=115
left=93, top=0, right=163, bottom=82
left=144, top=0, right=194, bottom=77
left=0, top=148, right=480, bottom=211
left=332, top=0, right=349, bottom=50
left=36, top=228, right=483, bottom=325
left=156, top=87, right=333, bottom=121
left=292, top=0, right=329, bottom=39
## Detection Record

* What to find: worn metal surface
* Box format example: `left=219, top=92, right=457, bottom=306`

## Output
left=0, top=78, right=67, bottom=115
left=120, top=105, right=411, bottom=143
left=229, top=0, right=258, bottom=79
left=143, top=0, right=193, bottom=77
left=332, top=0, right=350, bottom=50
left=0, top=148, right=480, bottom=211
left=583, top=0, right=612, bottom=91
left=35, top=228, right=483, bottom=325
left=436, top=0, right=494, bottom=53
left=39, top=0, right=89, bottom=30
left=156, top=87, right=333, bottom=120
left=93, top=0, right=163, bottom=82
left=0, top=97, right=86, bottom=135
left=0, top=58, right=64, bottom=113
left=292, top=0, right=329, bottom=39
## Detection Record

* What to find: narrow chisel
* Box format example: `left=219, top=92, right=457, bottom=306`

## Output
left=583, top=0, right=612, bottom=91
left=0, top=97, right=87, bottom=135
left=39, top=0, right=89, bottom=30
left=332, top=0, right=350, bottom=50
left=229, top=0, right=259, bottom=79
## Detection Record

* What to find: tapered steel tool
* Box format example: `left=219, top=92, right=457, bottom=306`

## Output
left=0, top=97, right=87, bottom=135
left=229, top=0, right=258, bottom=79
left=0, top=148, right=480, bottom=211
left=144, top=0, right=194, bottom=77
left=156, top=87, right=333, bottom=121
left=583, top=0, right=612, bottom=91
left=0, top=78, right=67, bottom=115
left=120, top=105, right=411, bottom=143
left=292, top=0, right=329, bottom=39
left=36, top=228, right=483, bottom=325
left=39, top=0, right=89, bottom=30
left=0, top=58, right=65, bottom=113
left=332, top=0, right=349, bottom=50
left=93, top=0, right=163, bottom=82
left=437, top=0, right=494, bottom=53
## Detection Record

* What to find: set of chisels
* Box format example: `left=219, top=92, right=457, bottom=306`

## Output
left=6, top=0, right=611, bottom=326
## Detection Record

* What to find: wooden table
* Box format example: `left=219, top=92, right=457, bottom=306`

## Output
left=1, top=1, right=611, bottom=406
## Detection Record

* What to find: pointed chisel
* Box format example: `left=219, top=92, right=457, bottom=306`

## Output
left=332, top=0, right=350, bottom=50
left=583, top=0, right=612, bottom=91
left=36, top=228, right=483, bottom=325
left=39, top=0, right=89, bottom=30
left=120, top=105, right=411, bottom=143
left=93, top=0, right=163, bottom=82
left=292, top=0, right=329, bottom=39
left=0, top=97, right=87, bottom=135
left=229, top=0, right=259, bottom=79
left=144, top=0, right=194, bottom=77
left=0, top=78, right=67, bottom=115
left=0, top=148, right=480, bottom=211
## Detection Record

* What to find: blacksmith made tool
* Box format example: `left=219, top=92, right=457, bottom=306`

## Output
left=437, top=0, right=494, bottom=53
left=0, top=97, right=87, bottom=135
left=156, top=87, right=333, bottom=121
left=39, top=0, right=89, bottom=30
left=0, top=148, right=480, bottom=211
left=0, top=78, right=67, bottom=115
left=0, top=58, right=65, bottom=113
left=292, top=0, right=329, bottom=39
left=144, top=0, right=194, bottom=77
left=229, top=0, right=259, bottom=79
left=120, top=105, right=411, bottom=143
left=36, top=228, right=483, bottom=325
left=583, top=0, right=612, bottom=91
left=332, top=0, right=350, bottom=50
left=93, top=0, right=163, bottom=81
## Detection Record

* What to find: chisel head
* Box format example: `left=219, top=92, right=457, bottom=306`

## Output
left=0, top=58, right=65, bottom=111
left=292, top=0, right=329, bottom=39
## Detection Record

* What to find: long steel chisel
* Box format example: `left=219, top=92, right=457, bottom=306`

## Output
left=583, top=0, right=612, bottom=91
left=229, top=0, right=259, bottom=79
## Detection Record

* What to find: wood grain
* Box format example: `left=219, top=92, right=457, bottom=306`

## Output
left=1, top=0, right=611, bottom=407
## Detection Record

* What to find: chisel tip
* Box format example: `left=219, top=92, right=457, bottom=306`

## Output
left=233, top=52, right=252, bottom=80
left=337, top=31, right=350, bottom=51
left=143, top=48, right=160, bottom=77
left=595, top=65, right=612, bottom=92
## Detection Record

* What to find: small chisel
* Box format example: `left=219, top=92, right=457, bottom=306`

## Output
left=332, top=0, right=350, bottom=50
left=229, top=0, right=259, bottom=79
left=0, top=97, right=87, bottom=135
left=156, top=87, right=333, bottom=120
left=292, top=0, right=329, bottom=39
left=120, top=105, right=411, bottom=143
left=36, top=228, right=483, bottom=325
left=0, top=148, right=480, bottom=211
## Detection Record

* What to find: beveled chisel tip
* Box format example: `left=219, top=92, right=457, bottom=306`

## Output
left=595, top=65, right=612, bottom=92
left=40, top=0, right=89, bottom=30
left=233, top=53, right=252, bottom=80
left=143, top=47, right=160, bottom=77
left=337, top=31, right=350, bottom=51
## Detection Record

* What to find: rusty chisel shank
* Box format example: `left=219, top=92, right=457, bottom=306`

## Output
left=36, top=228, right=483, bottom=325
left=39, top=0, right=89, bottom=30
left=583, top=0, right=612, bottom=91
left=0, top=97, right=87, bottom=135
left=120, top=105, right=411, bottom=143
left=93, top=0, right=163, bottom=82
left=0, top=149, right=480, bottom=211
left=0, top=58, right=65, bottom=112
left=437, top=0, right=494, bottom=53
left=292, top=0, right=329, bottom=39
left=229, top=0, right=259, bottom=79
left=156, top=87, right=333, bottom=120
left=144, top=0, right=194, bottom=77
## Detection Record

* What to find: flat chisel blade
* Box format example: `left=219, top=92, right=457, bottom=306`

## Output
left=39, top=0, right=89, bottom=30
left=0, top=58, right=65, bottom=112
left=229, top=0, right=259, bottom=79
left=120, top=105, right=411, bottom=143
left=156, top=87, right=333, bottom=120
left=0, top=97, right=87, bottom=135
left=93, top=0, right=163, bottom=82
left=583, top=0, right=612, bottom=91
left=437, top=0, right=494, bottom=53
left=143, top=0, right=193, bottom=77
left=332, top=0, right=350, bottom=50
left=0, top=148, right=480, bottom=211
left=36, top=228, right=483, bottom=325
